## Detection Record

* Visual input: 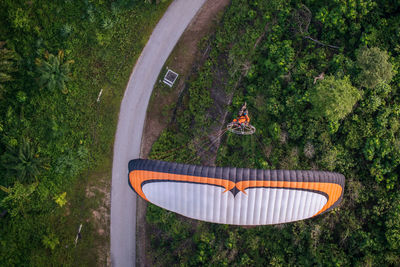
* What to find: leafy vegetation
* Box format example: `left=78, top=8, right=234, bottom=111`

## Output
left=1, top=138, right=46, bottom=185
left=147, top=0, right=400, bottom=265
left=36, top=50, right=74, bottom=94
left=308, top=75, right=361, bottom=122
left=0, top=0, right=170, bottom=265
left=0, top=41, right=18, bottom=96
left=356, top=46, right=394, bottom=89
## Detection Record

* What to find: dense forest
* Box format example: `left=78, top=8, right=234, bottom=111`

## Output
left=148, top=0, right=400, bottom=265
left=0, top=0, right=170, bottom=265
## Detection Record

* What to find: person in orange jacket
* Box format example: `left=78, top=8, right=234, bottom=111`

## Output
left=233, top=102, right=250, bottom=127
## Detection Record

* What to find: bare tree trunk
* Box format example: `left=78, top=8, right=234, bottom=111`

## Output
left=313, top=72, right=325, bottom=84
left=304, top=36, right=340, bottom=50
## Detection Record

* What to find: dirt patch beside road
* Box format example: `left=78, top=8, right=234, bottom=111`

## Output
left=85, top=170, right=111, bottom=266
left=138, top=1, right=230, bottom=266
left=140, top=0, right=231, bottom=158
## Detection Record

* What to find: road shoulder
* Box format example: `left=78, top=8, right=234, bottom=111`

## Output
left=137, top=1, right=231, bottom=266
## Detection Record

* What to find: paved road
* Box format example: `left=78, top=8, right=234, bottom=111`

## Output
left=110, top=1, right=206, bottom=266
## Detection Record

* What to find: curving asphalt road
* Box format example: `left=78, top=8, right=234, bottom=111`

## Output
left=110, top=1, right=206, bottom=266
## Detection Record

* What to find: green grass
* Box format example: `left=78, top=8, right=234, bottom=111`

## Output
left=57, top=3, right=173, bottom=265
left=0, top=1, right=172, bottom=265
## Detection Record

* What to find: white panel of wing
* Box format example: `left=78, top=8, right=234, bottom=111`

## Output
left=280, top=189, right=288, bottom=223
left=267, top=188, right=276, bottom=224
left=253, top=185, right=262, bottom=224
left=293, top=188, right=301, bottom=221
left=286, top=187, right=294, bottom=222
left=142, top=183, right=328, bottom=225
left=246, top=188, right=256, bottom=225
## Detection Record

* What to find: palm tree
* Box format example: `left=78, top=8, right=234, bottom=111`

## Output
left=0, top=41, right=18, bottom=97
left=1, top=138, right=46, bottom=184
left=35, top=50, right=74, bottom=94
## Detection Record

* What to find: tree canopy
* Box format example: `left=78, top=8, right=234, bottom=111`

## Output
left=146, top=0, right=400, bottom=265
left=309, top=75, right=361, bottom=122
left=356, top=46, right=394, bottom=89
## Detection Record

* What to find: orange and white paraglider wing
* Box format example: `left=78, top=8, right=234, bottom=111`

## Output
left=128, top=159, right=345, bottom=225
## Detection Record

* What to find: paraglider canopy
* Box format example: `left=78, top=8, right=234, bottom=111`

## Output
left=227, top=102, right=256, bottom=135
left=128, top=159, right=345, bottom=225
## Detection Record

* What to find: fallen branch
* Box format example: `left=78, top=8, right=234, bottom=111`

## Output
left=75, top=224, right=83, bottom=247
left=313, top=72, right=325, bottom=84
left=0, top=185, right=10, bottom=193
left=253, top=22, right=271, bottom=49
left=304, top=36, right=340, bottom=50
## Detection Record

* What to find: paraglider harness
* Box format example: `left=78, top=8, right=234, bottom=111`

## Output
left=233, top=103, right=250, bottom=128
left=227, top=103, right=255, bottom=135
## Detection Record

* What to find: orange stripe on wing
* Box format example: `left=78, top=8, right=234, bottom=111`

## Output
left=129, top=170, right=236, bottom=201
left=235, top=181, right=342, bottom=216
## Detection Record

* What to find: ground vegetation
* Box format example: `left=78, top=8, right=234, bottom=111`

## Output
left=0, top=0, right=170, bottom=265
left=146, top=0, right=400, bottom=265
